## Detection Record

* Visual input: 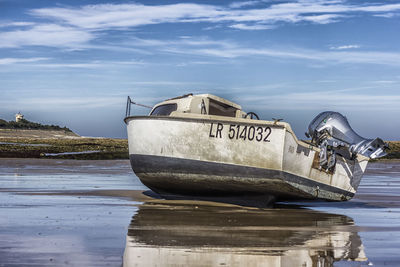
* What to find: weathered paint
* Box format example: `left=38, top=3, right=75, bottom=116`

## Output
left=128, top=116, right=284, bottom=170
left=126, top=114, right=369, bottom=201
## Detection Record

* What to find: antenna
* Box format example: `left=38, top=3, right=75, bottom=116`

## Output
left=125, top=96, right=152, bottom=117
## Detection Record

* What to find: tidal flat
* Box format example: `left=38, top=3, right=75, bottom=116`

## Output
left=0, top=159, right=399, bottom=266
left=0, top=137, right=128, bottom=160
left=1, top=138, right=400, bottom=160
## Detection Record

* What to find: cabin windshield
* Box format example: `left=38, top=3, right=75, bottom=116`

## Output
left=208, top=99, right=237, bottom=117
left=150, top=104, right=177, bottom=116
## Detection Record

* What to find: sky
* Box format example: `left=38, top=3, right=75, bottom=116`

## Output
left=0, top=0, right=399, bottom=139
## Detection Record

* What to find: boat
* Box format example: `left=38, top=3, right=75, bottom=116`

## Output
left=124, top=93, right=388, bottom=202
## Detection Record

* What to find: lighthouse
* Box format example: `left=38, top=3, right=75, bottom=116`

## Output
left=15, top=112, right=24, bottom=122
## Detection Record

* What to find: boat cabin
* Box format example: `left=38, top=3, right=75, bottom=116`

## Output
left=149, top=94, right=246, bottom=118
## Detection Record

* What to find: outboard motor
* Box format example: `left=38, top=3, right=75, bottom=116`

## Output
left=306, top=111, right=388, bottom=171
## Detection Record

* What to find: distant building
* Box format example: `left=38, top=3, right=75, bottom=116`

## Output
left=15, top=112, right=24, bottom=122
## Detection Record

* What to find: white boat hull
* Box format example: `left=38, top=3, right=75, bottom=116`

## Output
left=126, top=115, right=369, bottom=201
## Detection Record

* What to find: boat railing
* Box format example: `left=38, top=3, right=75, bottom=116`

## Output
left=125, top=96, right=152, bottom=117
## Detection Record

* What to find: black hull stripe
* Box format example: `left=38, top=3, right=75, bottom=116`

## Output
left=129, top=154, right=354, bottom=198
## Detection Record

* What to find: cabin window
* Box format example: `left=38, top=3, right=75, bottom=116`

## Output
left=208, top=99, right=237, bottom=117
left=150, top=104, right=177, bottom=116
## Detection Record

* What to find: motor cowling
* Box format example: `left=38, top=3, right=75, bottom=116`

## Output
left=306, top=111, right=388, bottom=170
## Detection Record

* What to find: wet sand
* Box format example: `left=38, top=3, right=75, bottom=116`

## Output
left=0, top=159, right=399, bottom=266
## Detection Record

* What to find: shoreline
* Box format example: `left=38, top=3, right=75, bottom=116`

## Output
left=1, top=137, right=399, bottom=160
left=0, top=137, right=128, bottom=160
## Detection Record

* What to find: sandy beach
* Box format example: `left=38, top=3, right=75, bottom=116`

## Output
left=0, top=158, right=399, bottom=266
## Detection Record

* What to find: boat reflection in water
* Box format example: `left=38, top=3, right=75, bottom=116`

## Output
left=123, top=201, right=367, bottom=267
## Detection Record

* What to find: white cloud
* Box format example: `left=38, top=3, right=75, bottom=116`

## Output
left=97, top=35, right=400, bottom=66
left=183, top=46, right=320, bottom=59
left=129, top=81, right=205, bottom=86
left=71, top=44, right=151, bottom=54
left=355, top=3, right=400, bottom=12
left=30, top=3, right=223, bottom=29
left=229, top=23, right=274, bottom=30
left=0, top=2, right=399, bottom=68
left=302, top=14, right=343, bottom=24
left=373, top=13, right=399, bottom=18
left=27, top=1, right=400, bottom=32
left=330, top=50, right=400, bottom=65
left=127, top=36, right=235, bottom=49
left=1, top=96, right=124, bottom=109
left=229, top=1, right=261, bottom=9
left=241, top=91, right=400, bottom=111
left=369, top=80, right=398, bottom=84
left=0, top=21, right=35, bottom=27
left=34, top=63, right=103, bottom=68
left=0, top=24, right=94, bottom=48
left=35, top=60, right=145, bottom=68
left=1, top=1, right=399, bottom=50
left=167, top=44, right=400, bottom=66
left=3, top=32, right=394, bottom=67
left=330, top=44, right=360, bottom=50
left=0, top=57, right=49, bottom=65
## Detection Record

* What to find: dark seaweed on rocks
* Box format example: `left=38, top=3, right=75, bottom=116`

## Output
left=0, top=137, right=129, bottom=160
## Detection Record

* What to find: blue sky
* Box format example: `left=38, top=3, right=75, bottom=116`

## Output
left=1, top=0, right=400, bottom=139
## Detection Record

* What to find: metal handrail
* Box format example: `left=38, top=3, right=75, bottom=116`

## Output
left=125, top=96, right=152, bottom=117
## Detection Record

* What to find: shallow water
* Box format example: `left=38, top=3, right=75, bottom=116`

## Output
left=43, top=151, right=101, bottom=157
left=0, top=159, right=399, bottom=266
